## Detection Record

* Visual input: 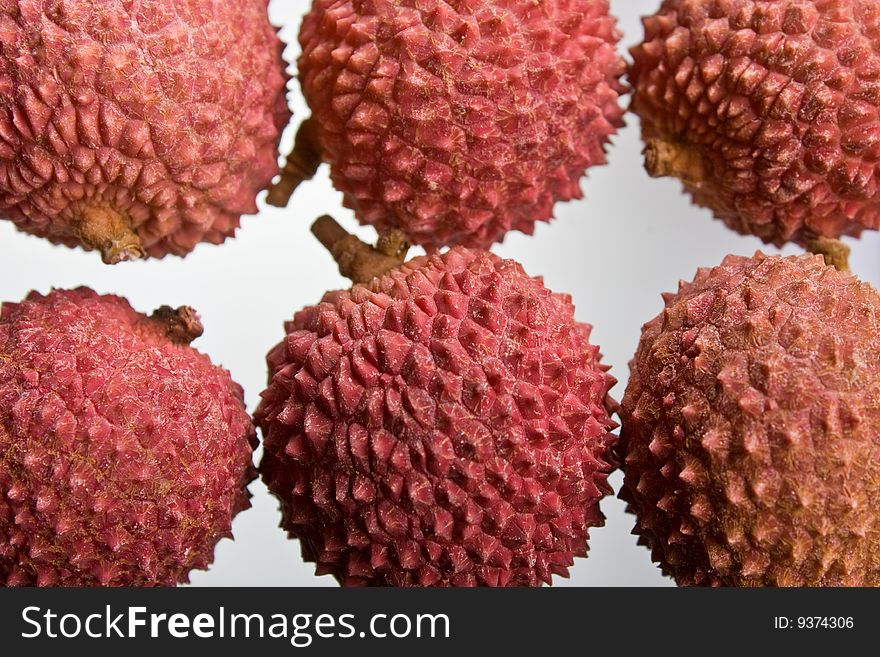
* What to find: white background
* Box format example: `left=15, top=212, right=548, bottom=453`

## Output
left=2, top=0, right=877, bottom=587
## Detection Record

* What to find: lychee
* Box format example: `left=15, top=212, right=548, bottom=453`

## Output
left=270, top=0, right=626, bottom=250
left=619, top=252, right=880, bottom=586
left=255, top=217, right=618, bottom=586
left=0, top=0, right=290, bottom=263
left=0, top=288, right=257, bottom=586
left=630, top=0, right=880, bottom=248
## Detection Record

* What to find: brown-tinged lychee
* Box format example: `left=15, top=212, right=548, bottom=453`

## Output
left=255, top=217, right=618, bottom=586
left=619, top=252, right=880, bottom=586
left=0, top=288, right=257, bottom=586
left=270, top=0, right=626, bottom=250
left=630, top=0, right=880, bottom=249
left=0, top=0, right=290, bottom=263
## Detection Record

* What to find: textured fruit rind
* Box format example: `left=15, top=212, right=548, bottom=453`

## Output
left=630, top=0, right=880, bottom=246
left=619, top=253, right=880, bottom=586
left=0, top=0, right=290, bottom=258
left=298, top=0, right=625, bottom=250
left=0, top=288, right=257, bottom=586
left=256, top=248, right=618, bottom=586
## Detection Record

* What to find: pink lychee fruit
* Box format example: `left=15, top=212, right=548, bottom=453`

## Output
left=0, top=288, right=257, bottom=586
left=255, top=217, right=618, bottom=586
left=0, top=0, right=291, bottom=263
left=270, top=0, right=626, bottom=250
left=630, top=0, right=880, bottom=248
left=619, top=252, right=880, bottom=586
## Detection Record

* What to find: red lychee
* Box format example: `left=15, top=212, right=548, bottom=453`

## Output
left=255, top=217, right=618, bottom=586
left=630, top=0, right=880, bottom=248
left=0, top=288, right=257, bottom=586
left=0, top=0, right=290, bottom=262
left=271, top=0, right=625, bottom=250
left=619, top=252, right=880, bottom=586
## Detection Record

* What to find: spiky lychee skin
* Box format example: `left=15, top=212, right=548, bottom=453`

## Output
left=0, top=288, right=257, bottom=586
left=0, top=0, right=290, bottom=259
left=631, top=0, right=880, bottom=246
left=256, top=248, right=617, bottom=586
left=297, top=0, right=625, bottom=250
left=619, top=253, right=880, bottom=586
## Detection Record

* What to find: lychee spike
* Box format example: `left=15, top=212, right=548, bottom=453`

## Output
left=311, top=215, right=409, bottom=285
left=75, top=204, right=145, bottom=265
left=267, top=117, right=322, bottom=207
left=149, top=306, right=204, bottom=345
left=806, top=236, right=850, bottom=272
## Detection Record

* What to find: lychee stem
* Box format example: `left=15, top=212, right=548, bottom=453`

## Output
left=311, top=215, right=409, bottom=284
left=644, top=138, right=706, bottom=185
left=76, top=204, right=145, bottom=265
left=807, top=236, right=851, bottom=272
left=376, top=229, right=410, bottom=260
left=267, top=116, right=322, bottom=207
left=150, top=306, right=204, bottom=345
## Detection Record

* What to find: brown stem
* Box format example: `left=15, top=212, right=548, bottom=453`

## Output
left=807, top=236, right=850, bottom=272
left=75, top=203, right=145, bottom=264
left=376, top=229, right=410, bottom=260
left=150, top=306, right=204, bottom=345
left=312, top=216, right=409, bottom=284
left=644, top=138, right=706, bottom=186
left=267, top=117, right=323, bottom=207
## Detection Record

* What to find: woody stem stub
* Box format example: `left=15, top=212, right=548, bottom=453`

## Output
left=150, top=306, right=204, bottom=345
left=311, top=215, right=409, bottom=284
left=807, top=236, right=851, bottom=272
left=267, top=116, right=323, bottom=208
left=644, top=138, right=706, bottom=186
left=76, top=203, right=145, bottom=265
